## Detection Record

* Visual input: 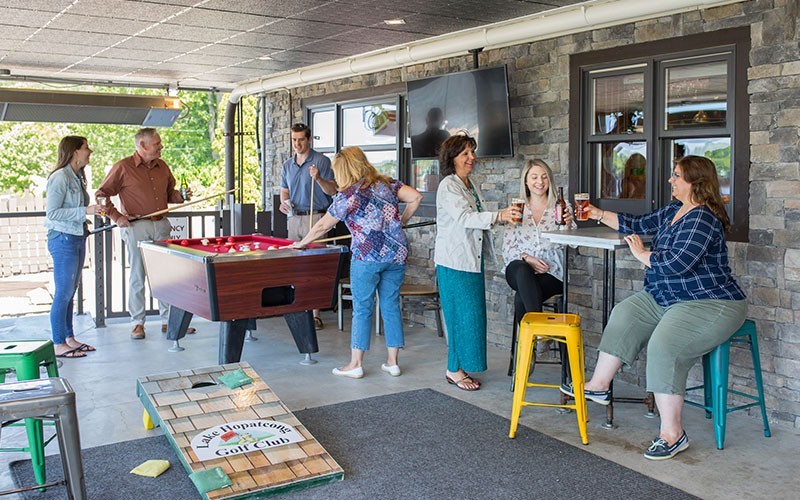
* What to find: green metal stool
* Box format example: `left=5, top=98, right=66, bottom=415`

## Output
left=685, top=320, right=771, bottom=449
left=0, top=340, right=60, bottom=486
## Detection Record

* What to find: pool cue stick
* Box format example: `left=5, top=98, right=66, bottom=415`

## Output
left=312, top=234, right=352, bottom=244
left=308, top=172, right=315, bottom=233
left=89, top=189, right=235, bottom=235
left=311, top=220, right=437, bottom=244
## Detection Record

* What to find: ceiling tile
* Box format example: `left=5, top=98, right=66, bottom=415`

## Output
left=329, top=27, right=430, bottom=46
left=69, top=0, right=186, bottom=22
left=299, top=39, right=383, bottom=57
left=227, top=32, right=316, bottom=51
left=268, top=50, right=330, bottom=65
left=254, top=19, right=354, bottom=39
left=115, top=37, right=207, bottom=53
left=33, top=29, right=128, bottom=47
left=143, top=23, right=240, bottom=43
left=172, top=53, right=249, bottom=67
left=201, top=0, right=329, bottom=18
left=47, top=13, right=155, bottom=36
left=7, top=41, right=107, bottom=58
left=0, top=0, right=76, bottom=11
left=100, top=47, right=178, bottom=62
left=0, top=25, right=39, bottom=41
left=4, top=52, right=84, bottom=67
left=173, top=9, right=278, bottom=31
left=149, top=62, right=219, bottom=73
left=294, top=4, right=392, bottom=26
left=0, top=6, right=64, bottom=27
left=198, top=44, right=271, bottom=59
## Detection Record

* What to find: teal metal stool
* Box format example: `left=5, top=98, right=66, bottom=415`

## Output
left=0, top=340, right=60, bottom=487
left=685, top=320, right=771, bottom=449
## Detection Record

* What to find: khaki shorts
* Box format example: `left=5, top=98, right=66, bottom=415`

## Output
left=287, top=213, right=325, bottom=241
left=598, top=290, right=747, bottom=395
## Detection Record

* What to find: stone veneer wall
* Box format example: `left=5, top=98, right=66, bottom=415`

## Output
left=261, top=0, right=800, bottom=427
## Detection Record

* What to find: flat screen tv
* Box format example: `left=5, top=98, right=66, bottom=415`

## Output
left=407, top=65, right=514, bottom=159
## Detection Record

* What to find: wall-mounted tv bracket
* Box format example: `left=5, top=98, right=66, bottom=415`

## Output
left=469, top=48, right=484, bottom=69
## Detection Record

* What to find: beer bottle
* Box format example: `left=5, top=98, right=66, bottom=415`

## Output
left=555, top=187, right=567, bottom=226
left=180, top=174, right=191, bottom=201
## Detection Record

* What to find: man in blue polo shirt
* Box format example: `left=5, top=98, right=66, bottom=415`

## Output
left=279, top=122, right=337, bottom=329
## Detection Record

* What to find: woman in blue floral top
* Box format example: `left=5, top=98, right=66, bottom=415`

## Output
left=290, top=147, right=422, bottom=379
left=563, top=155, right=746, bottom=461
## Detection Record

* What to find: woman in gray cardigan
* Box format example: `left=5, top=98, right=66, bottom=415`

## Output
left=434, top=134, right=519, bottom=390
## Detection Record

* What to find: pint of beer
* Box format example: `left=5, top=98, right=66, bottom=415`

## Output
left=575, top=193, right=590, bottom=221
left=510, top=198, right=525, bottom=224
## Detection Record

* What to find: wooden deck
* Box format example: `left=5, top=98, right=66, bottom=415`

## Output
left=136, top=362, right=343, bottom=499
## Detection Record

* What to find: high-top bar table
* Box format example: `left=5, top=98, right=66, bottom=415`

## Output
left=542, top=226, right=655, bottom=427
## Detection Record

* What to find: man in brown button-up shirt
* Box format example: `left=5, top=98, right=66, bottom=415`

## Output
left=96, top=128, right=189, bottom=339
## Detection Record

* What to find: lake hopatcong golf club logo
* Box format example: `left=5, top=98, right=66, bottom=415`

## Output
left=191, top=420, right=304, bottom=461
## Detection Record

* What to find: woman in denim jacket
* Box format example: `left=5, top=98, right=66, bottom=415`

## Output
left=44, top=136, right=102, bottom=358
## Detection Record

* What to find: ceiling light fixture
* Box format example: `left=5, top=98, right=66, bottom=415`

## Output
left=383, top=19, right=406, bottom=25
left=258, top=55, right=273, bottom=60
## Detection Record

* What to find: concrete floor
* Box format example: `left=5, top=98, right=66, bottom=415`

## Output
left=1, top=311, right=797, bottom=499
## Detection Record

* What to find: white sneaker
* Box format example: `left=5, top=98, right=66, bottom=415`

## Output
left=381, top=363, right=401, bottom=377
left=332, top=366, right=364, bottom=379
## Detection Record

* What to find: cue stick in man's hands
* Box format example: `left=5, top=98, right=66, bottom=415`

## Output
left=89, top=189, right=236, bottom=235
left=309, top=165, right=315, bottom=233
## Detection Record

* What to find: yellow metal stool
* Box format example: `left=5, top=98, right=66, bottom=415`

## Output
left=0, top=340, right=60, bottom=487
left=508, top=313, right=589, bottom=445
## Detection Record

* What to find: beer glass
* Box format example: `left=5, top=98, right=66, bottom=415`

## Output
left=575, top=193, right=590, bottom=221
left=510, top=198, right=525, bottom=224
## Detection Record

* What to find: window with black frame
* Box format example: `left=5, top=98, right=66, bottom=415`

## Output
left=309, top=98, right=401, bottom=178
left=570, top=28, right=749, bottom=241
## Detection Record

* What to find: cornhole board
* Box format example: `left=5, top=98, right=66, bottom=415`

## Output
left=136, top=362, right=343, bottom=499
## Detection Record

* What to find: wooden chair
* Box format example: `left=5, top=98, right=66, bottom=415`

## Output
left=337, top=280, right=443, bottom=337
left=398, top=284, right=443, bottom=338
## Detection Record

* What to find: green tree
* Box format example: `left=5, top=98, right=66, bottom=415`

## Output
left=0, top=122, right=69, bottom=193
left=0, top=86, right=265, bottom=210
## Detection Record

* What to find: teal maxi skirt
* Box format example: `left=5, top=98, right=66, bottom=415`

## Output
left=436, top=264, right=488, bottom=373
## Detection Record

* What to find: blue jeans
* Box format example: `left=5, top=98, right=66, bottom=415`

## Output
left=47, top=232, right=86, bottom=345
left=349, top=259, right=406, bottom=351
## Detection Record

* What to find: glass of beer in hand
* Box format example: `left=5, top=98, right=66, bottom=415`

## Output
left=510, top=198, right=525, bottom=225
left=574, top=193, right=590, bottom=221
left=96, top=195, right=108, bottom=220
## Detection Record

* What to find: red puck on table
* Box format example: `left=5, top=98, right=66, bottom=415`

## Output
left=180, top=239, right=189, bottom=246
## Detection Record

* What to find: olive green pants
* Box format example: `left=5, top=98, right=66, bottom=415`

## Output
left=598, top=291, right=747, bottom=395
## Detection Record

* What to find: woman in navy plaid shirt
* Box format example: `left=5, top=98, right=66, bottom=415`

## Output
left=561, top=155, right=746, bottom=460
